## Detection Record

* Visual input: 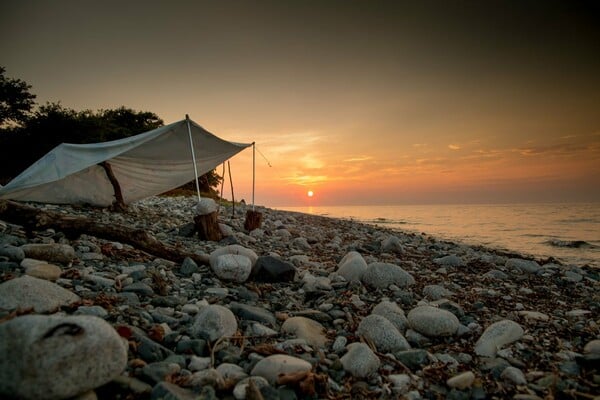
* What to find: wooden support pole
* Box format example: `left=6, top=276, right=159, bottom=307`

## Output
left=194, top=211, right=222, bottom=242
left=244, top=210, right=263, bottom=232
left=99, top=161, right=126, bottom=211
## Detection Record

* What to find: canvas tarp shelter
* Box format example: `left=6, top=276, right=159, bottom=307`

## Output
left=0, top=118, right=252, bottom=207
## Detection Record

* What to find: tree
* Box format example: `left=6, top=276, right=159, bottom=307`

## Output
left=0, top=67, right=36, bottom=127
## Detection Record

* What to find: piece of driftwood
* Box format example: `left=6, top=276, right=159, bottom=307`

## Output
left=193, top=211, right=222, bottom=241
left=0, top=200, right=209, bottom=265
left=244, top=210, right=263, bottom=231
left=99, top=161, right=126, bottom=211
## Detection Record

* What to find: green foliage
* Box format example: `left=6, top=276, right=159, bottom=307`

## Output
left=0, top=66, right=36, bottom=127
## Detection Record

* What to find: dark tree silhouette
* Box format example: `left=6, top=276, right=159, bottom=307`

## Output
left=0, top=67, right=36, bottom=127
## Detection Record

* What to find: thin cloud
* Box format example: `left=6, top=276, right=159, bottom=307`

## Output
left=448, top=144, right=461, bottom=150
left=343, top=155, right=373, bottom=162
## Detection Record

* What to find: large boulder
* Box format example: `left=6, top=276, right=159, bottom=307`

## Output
left=336, top=251, right=367, bottom=282
left=0, top=315, right=127, bottom=399
left=0, top=275, right=80, bottom=313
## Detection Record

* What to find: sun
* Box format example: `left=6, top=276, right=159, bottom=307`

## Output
left=307, top=190, right=314, bottom=197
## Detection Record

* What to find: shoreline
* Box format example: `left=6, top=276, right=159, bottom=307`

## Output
left=1, top=195, right=598, bottom=399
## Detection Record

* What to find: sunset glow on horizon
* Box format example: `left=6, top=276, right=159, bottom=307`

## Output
left=2, top=1, right=598, bottom=206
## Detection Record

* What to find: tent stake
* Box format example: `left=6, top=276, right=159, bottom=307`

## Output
left=185, top=114, right=202, bottom=204
left=228, top=161, right=235, bottom=218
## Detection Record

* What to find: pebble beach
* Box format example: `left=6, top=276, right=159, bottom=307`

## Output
left=0, top=196, right=598, bottom=400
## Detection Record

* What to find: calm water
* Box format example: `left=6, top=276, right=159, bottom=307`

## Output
left=277, top=203, right=600, bottom=268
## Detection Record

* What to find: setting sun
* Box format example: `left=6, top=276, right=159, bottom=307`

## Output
left=307, top=190, right=314, bottom=197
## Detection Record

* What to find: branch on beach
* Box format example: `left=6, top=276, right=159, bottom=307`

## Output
left=0, top=200, right=209, bottom=265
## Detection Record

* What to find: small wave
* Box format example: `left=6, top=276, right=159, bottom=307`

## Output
left=545, top=239, right=595, bottom=249
left=367, top=218, right=407, bottom=225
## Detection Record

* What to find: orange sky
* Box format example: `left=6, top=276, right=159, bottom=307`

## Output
left=1, top=1, right=599, bottom=206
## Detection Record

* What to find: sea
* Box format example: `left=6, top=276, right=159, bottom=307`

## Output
left=276, top=203, right=600, bottom=268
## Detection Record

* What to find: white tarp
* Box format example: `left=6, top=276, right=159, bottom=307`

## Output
left=0, top=118, right=251, bottom=206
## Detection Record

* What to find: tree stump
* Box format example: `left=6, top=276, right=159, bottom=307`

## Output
left=194, top=212, right=222, bottom=241
left=244, top=210, right=263, bottom=231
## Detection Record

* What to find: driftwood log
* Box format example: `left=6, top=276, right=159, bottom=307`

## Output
left=194, top=211, right=222, bottom=242
left=244, top=210, right=263, bottom=231
left=0, top=200, right=209, bottom=265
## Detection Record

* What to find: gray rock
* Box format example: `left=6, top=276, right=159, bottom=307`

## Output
left=474, top=320, right=524, bottom=357
left=281, top=316, right=328, bottom=348
left=583, top=339, right=600, bottom=355
left=292, top=237, right=311, bottom=250
left=332, top=336, right=348, bottom=353
left=251, top=354, right=312, bottom=384
left=21, top=243, right=76, bottom=264
left=190, top=304, right=238, bottom=342
left=215, top=363, right=248, bottom=388
left=381, top=235, right=404, bottom=254
left=388, top=374, right=412, bottom=395
left=142, top=361, right=181, bottom=384
left=0, top=275, right=80, bottom=313
left=336, top=251, right=367, bottom=282
left=483, top=270, right=509, bottom=280
left=505, top=258, right=540, bottom=274
left=24, top=261, right=62, bottom=281
left=433, top=254, right=464, bottom=267
left=209, top=245, right=258, bottom=267
left=501, top=366, right=527, bottom=385
left=0, top=314, right=127, bottom=399
left=233, top=376, right=270, bottom=400
left=372, top=300, right=409, bottom=333
left=137, top=335, right=175, bottom=362
left=407, top=306, right=459, bottom=337
left=361, top=262, right=415, bottom=289
left=446, top=371, right=475, bottom=389
left=151, top=381, right=198, bottom=400
left=186, top=368, right=224, bottom=389
left=356, top=314, right=410, bottom=352
left=211, top=254, right=252, bottom=283
left=123, top=281, right=154, bottom=296
left=340, top=342, right=381, bottom=377
left=75, top=305, right=109, bottom=318
left=180, top=257, right=198, bottom=276
left=0, top=244, right=25, bottom=261
left=422, top=284, right=453, bottom=300
left=395, top=349, right=431, bottom=370
left=229, top=302, right=276, bottom=326
left=252, top=256, right=296, bottom=282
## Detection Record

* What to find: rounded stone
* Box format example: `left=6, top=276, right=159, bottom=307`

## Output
left=356, top=314, right=410, bottom=352
left=361, top=262, right=415, bottom=289
left=505, top=258, right=540, bottom=274
left=0, top=275, right=80, bottom=313
left=25, top=262, right=62, bottom=281
left=583, top=339, right=600, bottom=355
left=209, top=245, right=258, bottom=267
left=446, top=371, right=475, bottom=389
left=0, top=314, right=127, bottom=399
left=20, top=243, right=76, bottom=264
left=233, top=376, right=270, bottom=400
left=381, top=235, right=404, bottom=253
left=340, top=342, right=381, bottom=377
left=336, top=251, right=367, bottom=282
left=407, top=306, right=460, bottom=337
left=474, top=319, right=524, bottom=357
left=281, top=316, right=328, bottom=348
left=372, top=300, right=409, bottom=333
left=501, top=366, right=527, bottom=385
left=250, top=354, right=312, bottom=384
left=190, top=304, right=238, bottom=342
left=211, top=254, right=252, bottom=283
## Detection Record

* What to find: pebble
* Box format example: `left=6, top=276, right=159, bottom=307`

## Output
left=211, top=254, right=252, bottom=282
left=190, top=304, right=238, bottom=342
left=371, top=299, right=409, bottom=333
left=24, top=261, right=63, bottom=281
left=281, top=316, right=328, bottom=347
left=422, top=284, right=453, bottom=300
left=433, top=254, right=464, bottom=267
left=505, top=258, right=540, bottom=274
left=250, top=354, right=312, bottom=384
left=0, top=314, right=127, bottom=399
left=0, top=275, right=80, bottom=313
left=381, top=235, right=404, bottom=253
left=356, top=314, right=410, bottom=352
left=336, top=251, right=368, bottom=282
left=340, top=342, right=381, bottom=377
left=475, top=319, right=524, bottom=357
left=20, top=243, right=76, bottom=264
left=501, top=366, right=527, bottom=385
left=407, top=305, right=460, bottom=337
left=0, top=244, right=25, bottom=261
left=361, top=262, right=415, bottom=289
left=446, top=371, right=475, bottom=389
left=233, top=376, right=270, bottom=400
